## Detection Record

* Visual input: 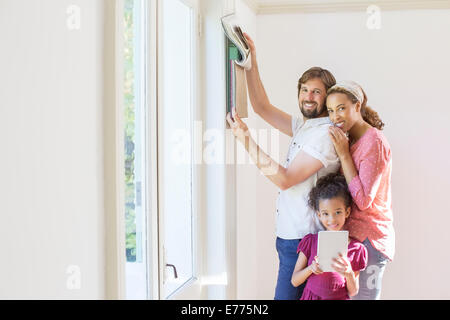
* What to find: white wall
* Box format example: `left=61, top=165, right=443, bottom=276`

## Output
left=200, top=0, right=243, bottom=299
left=3, top=0, right=447, bottom=301
left=0, top=0, right=107, bottom=299
left=232, top=0, right=265, bottom=300
left=235, top=8, right=450, bottom=299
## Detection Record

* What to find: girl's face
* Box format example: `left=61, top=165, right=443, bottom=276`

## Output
left=326, top=92, right=360, bottom=133
left=317, top=197, right=351, bottom=231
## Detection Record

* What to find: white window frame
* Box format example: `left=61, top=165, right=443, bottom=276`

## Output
left=156, top=0, right=203, bottom=300
left=110, top=0, right=237, bottom=301
left=147, top=0, right=160, bottom=301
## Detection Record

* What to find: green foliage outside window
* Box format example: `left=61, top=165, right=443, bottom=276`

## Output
left=124, top=0, right=136, bottom=262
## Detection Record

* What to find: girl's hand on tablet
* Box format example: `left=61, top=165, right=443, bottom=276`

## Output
left=331, top=252, right=352, bottom=277
left=309, top=256, right=323, bottom=275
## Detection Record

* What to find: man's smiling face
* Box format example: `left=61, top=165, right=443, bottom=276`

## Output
left=298, top=78, right=327, bottom=119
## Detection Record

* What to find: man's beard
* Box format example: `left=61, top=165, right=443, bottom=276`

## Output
left=300, top=101, right=324, bottom=119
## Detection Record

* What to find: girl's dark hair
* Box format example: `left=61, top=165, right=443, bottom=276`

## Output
left=308, top=173, right=352, bottom=212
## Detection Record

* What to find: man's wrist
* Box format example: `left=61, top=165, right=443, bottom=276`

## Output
left=241, top=133, right=251, bottom=151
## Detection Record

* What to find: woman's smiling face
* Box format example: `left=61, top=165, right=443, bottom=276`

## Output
left=326, top=92, right=360, bottom=133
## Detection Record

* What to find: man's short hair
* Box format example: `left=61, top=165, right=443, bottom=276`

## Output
left=297, top=67, right=336, bottom=97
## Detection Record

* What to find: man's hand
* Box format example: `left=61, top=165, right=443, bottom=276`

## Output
left=243, top=32, right=255, bottom=54
left=226, top=107, right=250, bottom=145
left=243, top=32, right=256, bottom=71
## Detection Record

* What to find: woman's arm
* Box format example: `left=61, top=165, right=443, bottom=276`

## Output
left=338, top=153, right=358, bottom=185
left=291, top=254, right=322, bottom=287
left=329, top=126, right=387, bottom=211
left=328, top=126, right=357, bottom=184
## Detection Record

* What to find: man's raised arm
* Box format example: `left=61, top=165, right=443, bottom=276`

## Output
left=243, top=33, right=293, bottom=137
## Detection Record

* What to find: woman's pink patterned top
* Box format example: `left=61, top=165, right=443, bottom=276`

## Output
left=344, top=127, right=395, bottom=261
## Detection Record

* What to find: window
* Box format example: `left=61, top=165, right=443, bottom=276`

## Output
left=122, top=0, right=200, bottom=300
left=159, top=0, right=196, bottom=299
left=123, top=0, right=149, bottom=300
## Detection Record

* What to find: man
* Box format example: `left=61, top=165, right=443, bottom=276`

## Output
left=226, top=34, right=340, bottom=300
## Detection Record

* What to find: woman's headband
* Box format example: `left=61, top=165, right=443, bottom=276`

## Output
left=329, top=81, right=364, bottom=104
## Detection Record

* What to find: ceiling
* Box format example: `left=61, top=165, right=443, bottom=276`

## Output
left=244, top=0, right=450, bottom=14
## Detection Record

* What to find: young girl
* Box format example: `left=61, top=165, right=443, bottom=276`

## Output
left=291, top=173, right=368, bottom=300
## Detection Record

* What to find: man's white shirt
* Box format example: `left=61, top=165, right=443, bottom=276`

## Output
left=275, top=115, right=341, bottom=240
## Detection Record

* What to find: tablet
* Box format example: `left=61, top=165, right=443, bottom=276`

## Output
left=317, top=231, right=349, bottom=272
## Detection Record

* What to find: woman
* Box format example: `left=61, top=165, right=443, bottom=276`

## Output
left=326, top=81, right=395, bottom=300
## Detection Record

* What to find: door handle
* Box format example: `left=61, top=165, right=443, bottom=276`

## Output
left=166, top=263, right=178, bottom=279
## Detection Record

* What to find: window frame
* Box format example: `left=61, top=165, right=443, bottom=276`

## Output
left=111, top=0, right=238, bottom=301
left=147, top=0, right=160, bottom=301
left=155, top=0, right=203, bottom=300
